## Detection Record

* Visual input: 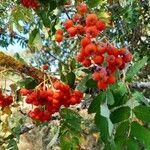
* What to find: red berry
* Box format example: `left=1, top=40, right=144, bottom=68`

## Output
left=56, top=29, right=63, bottom=35
left=97, top=81, right=108, bottom=90
left=82, top=59, right=91, bottom=67
left=92, top=71, right=101, bottom=81
left=67, top=27, right=77, bottom=37
left=96, top=45, right=106, bottom=55
left=64, top=19, right=74, bottom=29
left=76, top=54, right=85, bottom=62
left=73, top=13, right=82, bottom=22
left=81, top=37, right=91, bottom=48
left=85, top=26, right=99, bottom=38
left=43, top=64, right=49, bottom=70
left=55, top=34, right=63, bottom=43
left=77, top=3, right=88, bottom=14
left=86, top=14, right=98, bottom=26
left=93, top=55, right=104, bottom=65
left=85, top=43, right=97, bottom=56
left=123, top=53, right=133, bottom=63
left=76, top=24, right=85, bottom=34
left=20, top=88, right=31, bottom=96
left=107, top=75, right=116, bottom=84
left=118, top=48, right=126, bottom=55
left=96, top=20, right=106, bottom=31
left=115, top=57, right=123, bottom=67
left=106, top=55, right=115, bottom=64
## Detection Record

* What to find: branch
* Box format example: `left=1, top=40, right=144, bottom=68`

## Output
left=129, top=82, right=150, bottom=89
left=0, top=52, right=57, bottom=83
left=20, top=124, right=35, bottom=134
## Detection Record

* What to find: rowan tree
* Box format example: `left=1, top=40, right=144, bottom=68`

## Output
left=0, top=0, right=150, bottom=149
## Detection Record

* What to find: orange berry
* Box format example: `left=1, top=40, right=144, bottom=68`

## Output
left=82, top=59, right=91, bottom=67
left=96, top=45, right=106, bottom=55
left=118, top=48, right=126, bottom=55
left=107, top=75, right=116, bottom=84
left=93, top=55, right=104, bottom=65
left=76, top=54, right=85, bottom=62
left=96, top=20, right=106, bottom=31
left=64, top=19, right=74, bottom=29
left=76, top=24, right=85, bottom=34
left=20, top=88, right=31, bottom=96
left=106, top=55, right=115, bottom=64
left=97, top=80, right=108, bottom=90
left=77, top=3, right=88, bottom=14
left=80, top=37, right=91, bottom=48
left=85, top=43, right=97, bottom=56
left=115, top=57, right=123, bottom=67
left=67, top=27, right=77, bottom=37
left=56, top=29, right=63, bottom=35
left=85, top=26, right=99, bottom=38
left=86, top=14, right=98, bottom=26
left=55, top=34, right=63, bottom=43
left=123, top=53, right=133, bottom=63
left=73, top=13, right=82, bottom=22
left=92, top=71, right=101, bottom=81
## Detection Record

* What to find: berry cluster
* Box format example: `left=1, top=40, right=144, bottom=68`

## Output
left=20, top=81, right=83, bottom=122
left=0, top=91, right=13, bottom=108
left=78, top=43, right=132, bottom=90
left=55, top=2, right=132, bottom=90
left=55, top=2, right=106, bottom=42
left=20, top=0, right=40, bottom=9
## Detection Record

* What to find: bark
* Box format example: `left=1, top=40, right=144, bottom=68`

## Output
left=129, top=82, right=150, bottom=89
left=0, top=52, right=57, bottom=83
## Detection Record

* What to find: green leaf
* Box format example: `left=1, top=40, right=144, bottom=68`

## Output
left=70, top=59, right=76, bottom=71
left=60, top=108, right=81, bottom=132
left=116, top=82, right=128, bottom=96
left=104, top=140, right=121, bottom=150
left=28, top=28, right=39, bottom=47
left=110, top=106, right=131, bottom=123
left=60, top=73, right=66, bottom=83
left=32, top=31, right=43, bottom=50
left=106, top=89, right=114, bottom=105
left=110, top=82, right=128, bottom=107
left=86, top=79, right=97, bottom=88
left=60, top=108, right=81, bottom=150
left=95, top=112, right=109, bottom=142
left=133, top=106, right=150, bottom=123
left=67, top=72, right=76, bottom=88
left=101, top=103, right=114, bottom=136
left=126, top=138, right=139, bottom=150
left=88, top=91, right=106, bottom=114
left=76, top=74, right=91, bottom=92
left=18, top=77, right=37, bottom=89
left=131, top=122, right=150, bottom=149
left=28, top=28, right=42, bottom=50
left=7, top=139, right=18, bottom=150
left=36, top=9, right=51, bottom=27
left=115, top=121, right=130, bottom=140
left=132, top=91, right=149, bottom=106
left=82, top=69, right=91, bottom=74
left=126, top=56, right=148, bottom=81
